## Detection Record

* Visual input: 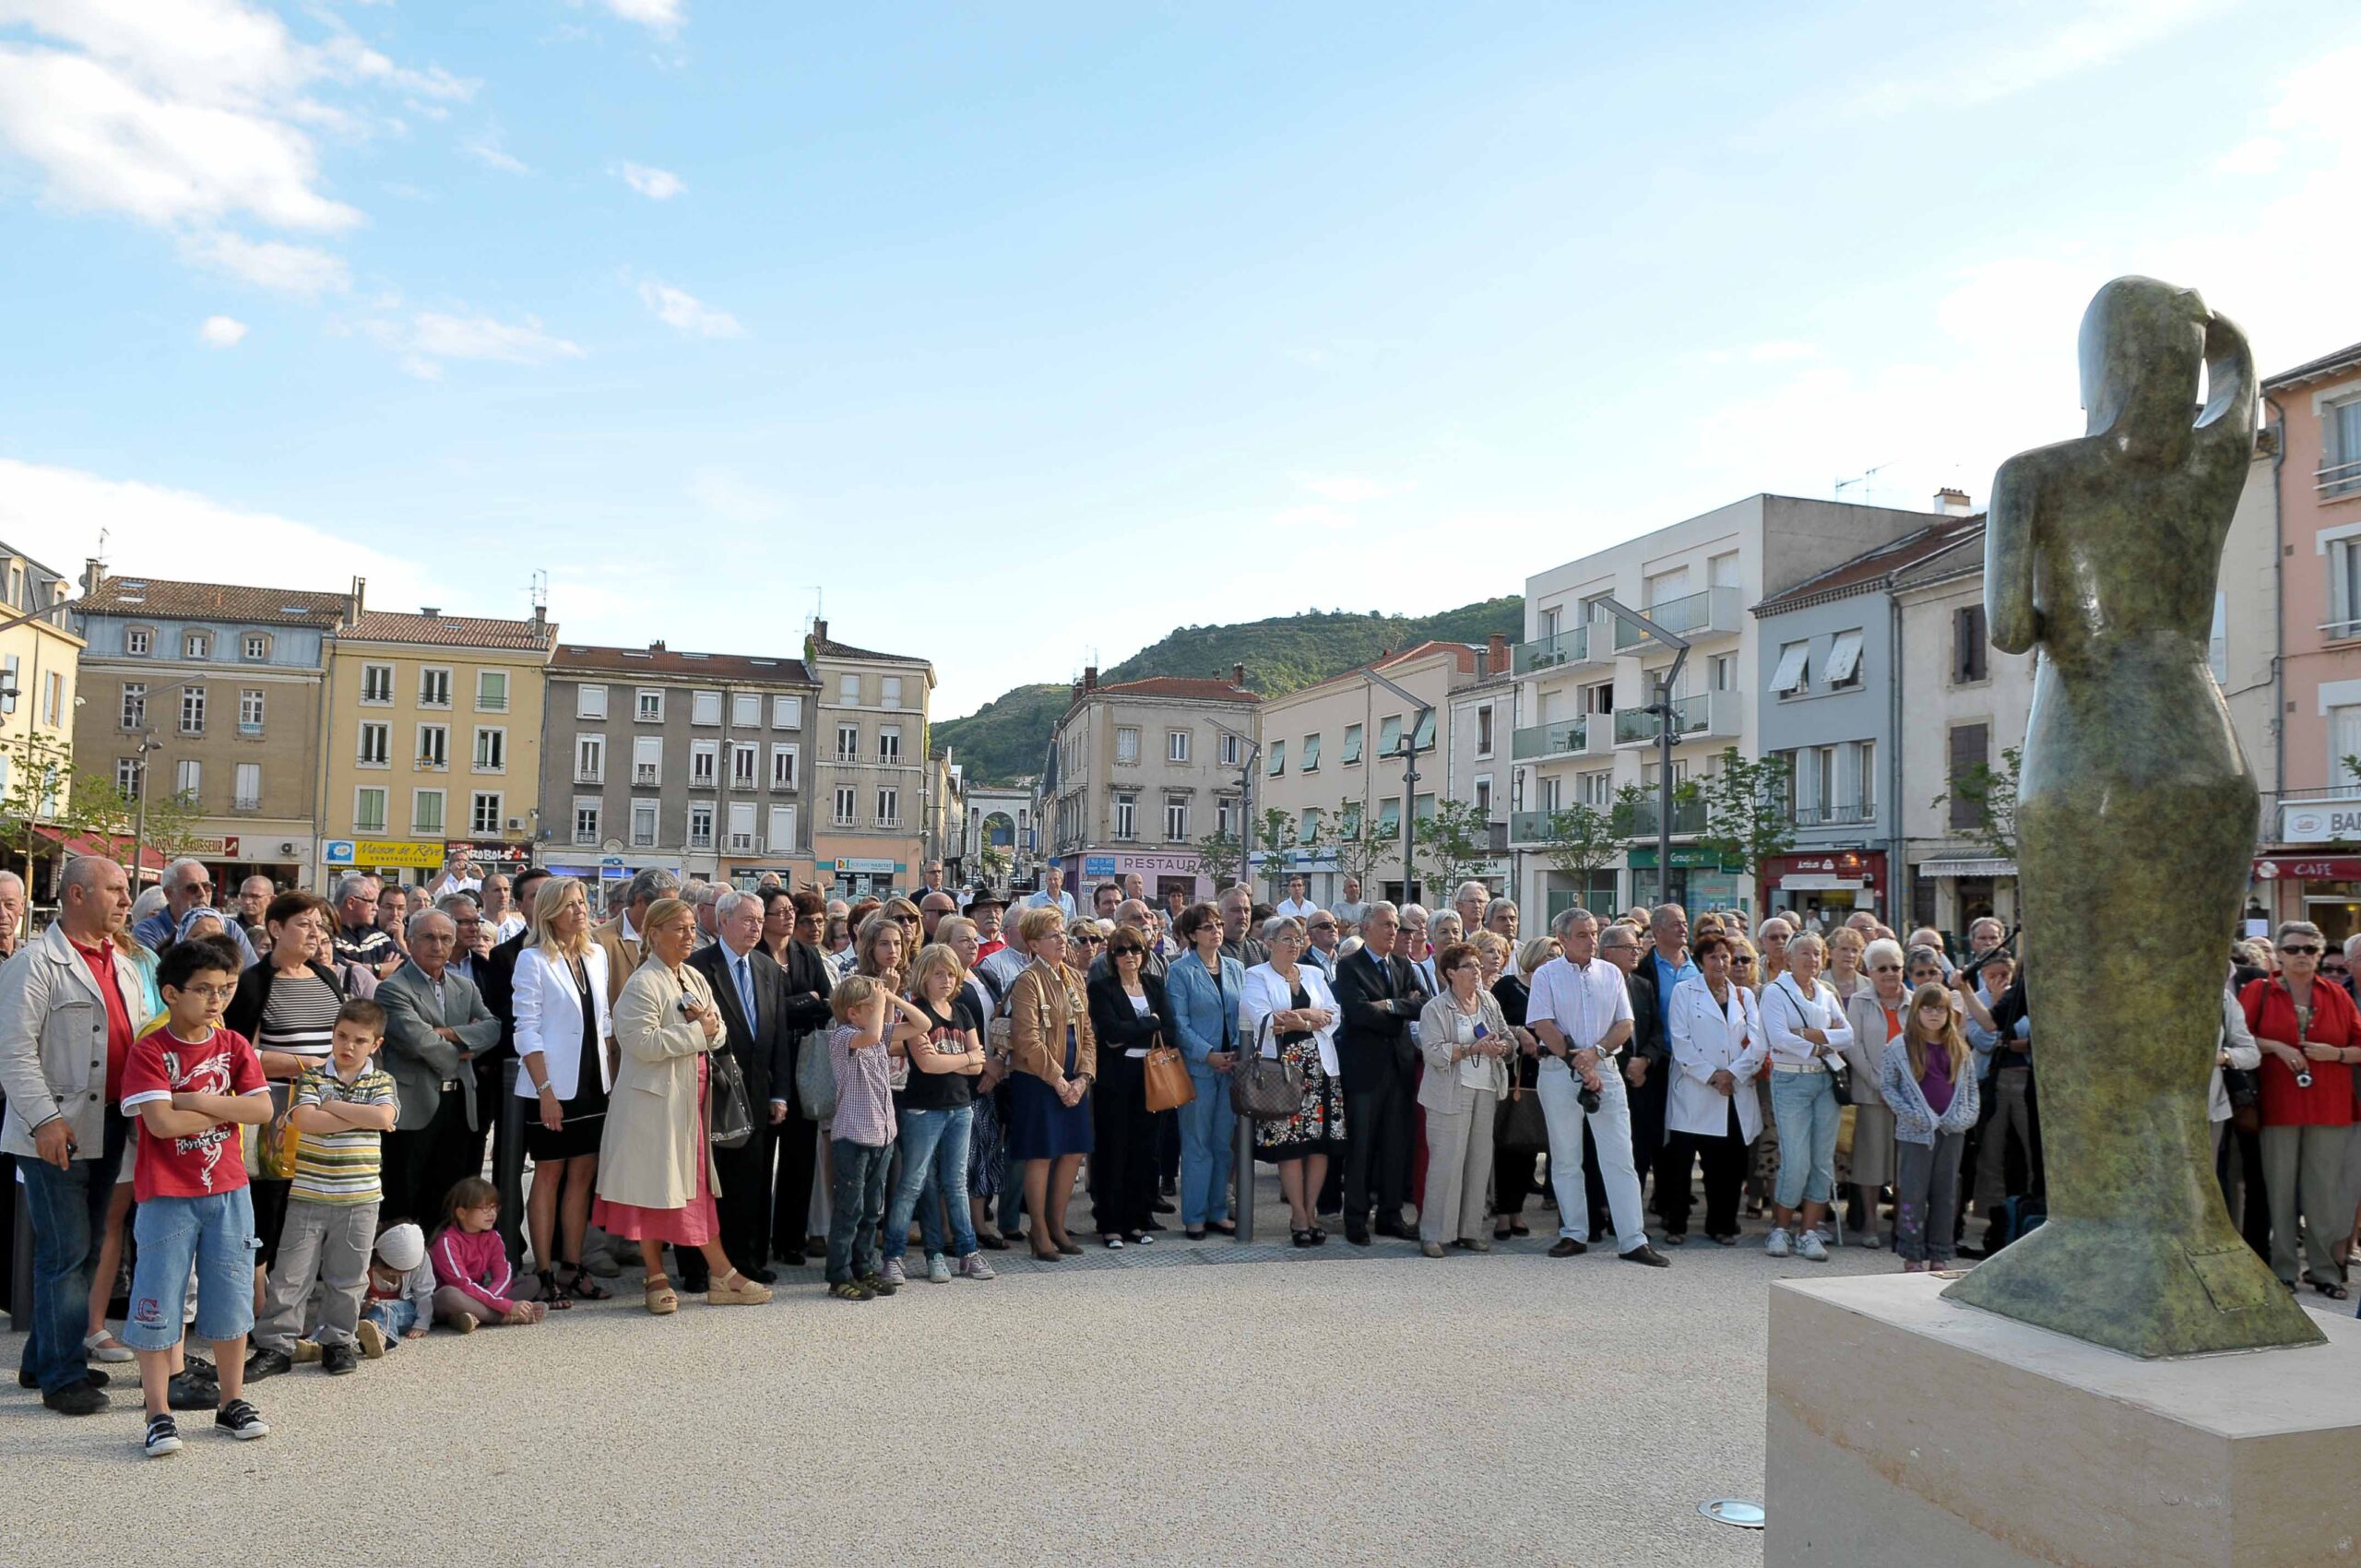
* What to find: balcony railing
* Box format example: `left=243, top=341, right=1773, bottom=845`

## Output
left=1625, top=795, right=1709, bottom=837
left=1611, top=586, right=1743, bottom=649
left=1613, top=691, right=1744, bottom=745
left=634, top=764, right=660, bottom=785
left=1512, top=625, right=1596, bottom=676
left=2318, top=457, right=2361, bottom=496
left=1791, top=802, right=1876, bottom=827
left=1511, top=718, right=1598, bottom=761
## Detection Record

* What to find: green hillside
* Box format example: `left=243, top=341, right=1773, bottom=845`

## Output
left=938, top=596, right=1524, bottom=785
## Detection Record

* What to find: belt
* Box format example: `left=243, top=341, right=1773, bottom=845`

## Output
left=1770, top=1061, right=1828, bottom=1075
left=439, top=1077, right=461, bottom=1091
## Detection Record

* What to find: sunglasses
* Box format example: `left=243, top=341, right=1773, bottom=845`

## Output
left=1869, top=963, right=1902, bottom=972
left=2282, top=944, right=2323, bottom=956
left=1731, top=956, right=1755, bottom=968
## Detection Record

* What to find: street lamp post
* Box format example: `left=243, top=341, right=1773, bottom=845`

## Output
left=1596, top=599, right=1690, bottom=907
left=128, top=730, right=160, bottom=889
left=1363, top=668, right=1434, bottom=907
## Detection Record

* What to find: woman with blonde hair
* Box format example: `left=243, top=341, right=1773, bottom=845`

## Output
left=1827, top=926, right=1868, bottom=1004
left=595, top=897, right=773, bottom=1313
left=1006, top=905, right=1097, bottom=1261
left=512, top=875, right=613, bottom=1302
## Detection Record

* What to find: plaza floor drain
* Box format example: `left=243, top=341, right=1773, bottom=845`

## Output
left=1698, top=1500, right=1764, bottom=1529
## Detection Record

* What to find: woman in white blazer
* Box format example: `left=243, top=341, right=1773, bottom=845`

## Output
left=511, top=875, right=614, bottom=1302
left=1663, top=932, right=1764, bottom=1247
left=1758, top=930, right=1853, bottom=1262
left=1239, top=918, right=1344, bottom=1247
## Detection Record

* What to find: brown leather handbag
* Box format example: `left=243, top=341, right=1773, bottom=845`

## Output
left=1143, top=1030, right=1195, bottom=1113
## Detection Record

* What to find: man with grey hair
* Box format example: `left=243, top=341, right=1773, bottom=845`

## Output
left=0, top=868, right=25, bottom=957
left=687, top=885, right=794, bottom=1288
left=684, top=879, right=722, bottom=947
left=236, top=874, right=275, bottom=931
left=1453, top=879, right=1490, bottom=936
left=331, top=872, right=397, bottom=977
left=136, top=856, right=257, bottom=966
left=593, top=866, right=680, bottom=1009
left=1331, top=898, right=1429, bottom=1243
left=1089, top=898, right=1166, bottom=985
left=437, top=892, right=490, bottom=984
left=1218, top=884, right=1264, bottom=969
left=375, top=909, right=500, bottom=1226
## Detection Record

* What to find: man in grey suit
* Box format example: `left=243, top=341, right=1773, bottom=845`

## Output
left=377, top=909, right=501, bottom=1225
left=686, top=889, right=794, bottom=1289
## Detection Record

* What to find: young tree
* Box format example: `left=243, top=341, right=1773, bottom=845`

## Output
left=1691, top=747, right=1796, bottom=877
left=1933, top=744, right=2023, bottom=861
left=978, top=844, right=1011, bottom=890
left=1536, top=802, right=1624, bottom=891
left=1256, top=807, right=1299, bottom=897
left=1413, top=797, right=1493, bottom=894
left=1328, top=795, right=1387, bottom=892
left=1191, top=828, right=1244, bottom=890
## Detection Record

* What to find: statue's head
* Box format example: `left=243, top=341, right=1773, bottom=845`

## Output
left=2077, top=275, right=2207, bottom=448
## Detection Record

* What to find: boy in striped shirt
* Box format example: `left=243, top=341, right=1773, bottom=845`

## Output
left=247, top=1000, right=397, bottom=1380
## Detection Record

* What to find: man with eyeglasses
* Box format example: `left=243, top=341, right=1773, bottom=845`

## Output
left=1303, top=911, right=1342, bottom=978
left=332, top=873, right=401, bottom=980
left=137, top=857, right=258, bottom=968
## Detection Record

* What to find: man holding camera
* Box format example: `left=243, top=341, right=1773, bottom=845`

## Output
left=1525, top=909, right=1669, bottom=1267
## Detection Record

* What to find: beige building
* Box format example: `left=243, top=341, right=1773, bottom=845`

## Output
left=806, top=619, right=936, bottom=900
left=1255, top=641, right=1482, bottom=908
left=1045, top=668, right=1260, bottom=905
left=73, top=567, right=343, bottom=891
left=320, top=599, right=555, bottom=887
left=0, top=542, right=83, bottom=902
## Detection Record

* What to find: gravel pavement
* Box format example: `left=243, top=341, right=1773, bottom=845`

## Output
left=1, top=1175, right=1899, bottom=1567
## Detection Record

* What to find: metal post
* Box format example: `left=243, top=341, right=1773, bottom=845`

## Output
left=1655, top=668, right=1674, bottom=908
left=496, top=1058, right=528, bottom=1264
left=131, top=731, right=154, bottom=887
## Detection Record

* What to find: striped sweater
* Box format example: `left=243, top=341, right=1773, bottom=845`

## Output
left=289, top=1063, right=397, bottom=1205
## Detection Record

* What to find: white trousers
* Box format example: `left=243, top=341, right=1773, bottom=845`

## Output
left=1536, top=1057, right=1648, bottom=1252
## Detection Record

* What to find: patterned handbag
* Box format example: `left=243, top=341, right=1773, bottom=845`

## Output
left=1231, top=1015, right=1304, bottom=1122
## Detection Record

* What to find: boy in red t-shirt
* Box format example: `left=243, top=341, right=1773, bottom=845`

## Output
left=118, top=935, right=276, bottom=1457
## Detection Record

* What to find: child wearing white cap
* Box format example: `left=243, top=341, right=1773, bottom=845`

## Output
left=359, top=1224, right=435, bottom=1356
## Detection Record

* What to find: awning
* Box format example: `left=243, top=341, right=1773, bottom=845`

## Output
left=30, top=825, right=168, bottom=879
left=1824, top=629, right=1865, bottom=687
left=1917, top=856, right=2017, bottom=879
left=1769, top=641, right=1810, bottom=695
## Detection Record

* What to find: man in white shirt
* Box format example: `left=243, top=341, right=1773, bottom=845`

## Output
left=1330, top=876, right=1370, bottom=932
left=424, top=847, right=482, bottom=902
left=480, top=873, right=527, bottom=944
left=1273, top=875, right=1321, bottom=922
left=1026, top=865, right=1077, bottom=920
left=1525, top=907, right=1669, bottom=1267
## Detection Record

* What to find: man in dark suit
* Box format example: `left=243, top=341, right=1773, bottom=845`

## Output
left=687, top=886, right=794, bottom=1288
left=767, top=888, right=836, bottom=1264
left=1329, top=900, right=1430, bottom=1244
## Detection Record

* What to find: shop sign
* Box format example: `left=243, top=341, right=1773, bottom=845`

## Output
left=1628, top=846, right=1745, bottom=871
left=185, top=836, right=242, bottom=859
left=319, top=837, right=447, bottom=869
left=834, top=858, right=902, bottom=875
left=2254, top=856, right=2361, bottom=881
left=2280, top=803, right=2361, bottom=844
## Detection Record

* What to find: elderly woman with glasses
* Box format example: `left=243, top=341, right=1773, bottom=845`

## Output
left=1842, top=939, right=1914, bottom=1249
left=2239, top=920, right=2361, bottom=1298
left=1085, top=924, right=1169, bottom=1247
left=1414, top=941, right=1512, bottom=1257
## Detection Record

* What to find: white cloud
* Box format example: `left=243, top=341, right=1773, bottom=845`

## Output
left=594, top=0, right=685, bottom=33
left=2214, top=137, right=2283, bottom=175
left=1852, top=0, right=2241, bottom=117
left=637, top=279, right=742, bottom=338
left=1298, top=474, right=1401, bottom=505
left=196, top=315, right=247, bottom=347
left=685, top=468, right=789, bottom=526
left=184, top=230, right=350, bottom=293
left=616, top=160, right=683, bottom=199
left=461, top=129, right=529, bottom=174
left=409, top=311, right=585, bottom=365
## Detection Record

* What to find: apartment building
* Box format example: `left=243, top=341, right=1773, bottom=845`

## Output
left=1509, top=493, right=1952, bottom=922
left=1441, top=637, right=1514, bottom=898
left=73, top=566, right=343, bottom=891
left=1255, top=641, right=1481, bottom=908
left=539, top=640, right=819, bottom=890
left=806, top=619, right=936, bottom=899
left=1045, top=668, right=1260, bottom=905
left=320, top=601, right=554, bottom=887
left=0, top=543, right=83, bottom=901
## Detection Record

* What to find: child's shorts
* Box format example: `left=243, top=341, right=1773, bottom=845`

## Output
left=125, top=1188, right=259, bottom=1351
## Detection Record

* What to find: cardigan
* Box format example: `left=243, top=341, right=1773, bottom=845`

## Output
left=1415, top=989, right=1511, bottom=1111
left=1878, top=1036, right=1981, bottom=1145
left=2239, top=974, right=2359, bottom=1127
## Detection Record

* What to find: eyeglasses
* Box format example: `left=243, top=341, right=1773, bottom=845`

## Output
left=1731, top=956, right=1755, bottom=968
left=175, top=983, right=237, bottom=1002
left=1074, top=933, right=1103, bottom=945
left=2282, top=944, right=2323, bottom=956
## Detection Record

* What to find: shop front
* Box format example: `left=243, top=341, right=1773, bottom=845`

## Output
left=540, top=852, right=682, bottom=909
left=1910, top=856, right=2018, bottom=933
left=828, top=855, right=907, bottom=900
left=2253, top=855, right=2361, bottom=944
left=1628, top=846, right=1750, bottom=924
left=1075, top=849, right=1216, bottom=907
left=1761, top=849, right=1887, bottom=929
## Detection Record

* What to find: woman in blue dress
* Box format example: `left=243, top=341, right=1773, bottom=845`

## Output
left=1005, top=905, right=1097, bottom=1262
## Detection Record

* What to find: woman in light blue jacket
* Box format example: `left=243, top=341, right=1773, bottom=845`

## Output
left=1164, top=902, right=1243, bottom=1239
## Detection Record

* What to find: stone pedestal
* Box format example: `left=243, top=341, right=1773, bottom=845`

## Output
left=1765, top=1275, right=2361, bottom=1567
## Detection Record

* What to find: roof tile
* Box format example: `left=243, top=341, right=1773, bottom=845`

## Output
left=552, top=642, right=814, bottom=684
left=339, top=609, right=555, bottom=650
left=78, top=576, right=347, bottom=625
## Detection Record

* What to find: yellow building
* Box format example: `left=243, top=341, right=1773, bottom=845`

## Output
left=319, top=600, right=556, bottom=889
left=0, top=541, right=83, bottom=903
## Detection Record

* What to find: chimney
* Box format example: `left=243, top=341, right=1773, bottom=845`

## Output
left=1934, top=488, right=1972, bottom=517
left=1486, top=633, right=1509, bottom=675
left=1082, top=666, right=1097, bottom=692
left=649, top=639, right=666, bottom=654
left=80, top=557, right=106, bottom=598
left=346, top=576, right=366, bottom=626
left=531, top=603, right=547, bottom=635
left=811, top=617, right=828, bottom=645
left=420, top=606, right=440, bottom=618
left=1231, top=663, right=1245, bottom=686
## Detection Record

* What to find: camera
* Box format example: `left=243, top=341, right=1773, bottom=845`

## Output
left=1578, top=1080, right=1601, bottom=1114
left=677, top=993, right=700, bottom=1019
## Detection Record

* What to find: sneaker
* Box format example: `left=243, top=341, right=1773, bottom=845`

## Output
left=1765, top=1227, right=1792, bottom=1258
left=214, top=1398, right=270, bottom=1441
left=321, top=1344, right=358, bottom=1376
left=827, top=1279, right=875, bottom=1302
left=1859, top=1230, right=1881, bottom=1251
left=355, top=1321, right=386, bottom=1360
left=166, top=1372, right=214, bottom=1411
left=860, top=1271, right=899, bottom=1297
left=880, top=1257, right=908, bottom=1289
left=42, top=1382, right=109, bottom=1417
left=956, top=1253, right=996, bottom=1281
left=926, top=1253, right=953, bottom=1285
left=1798, top=1229, right=1830, bottom=1263
left=144, top=1413, right=183, bottom=1457
left=243, top=1347, right=292, bottom=1382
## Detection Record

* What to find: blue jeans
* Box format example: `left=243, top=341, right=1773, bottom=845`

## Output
left=125, top=1186, right=259, bottom=1352
left=17, top=1112, right=128, bottom=1395
left=825, top=1137, right=893, bottom=1284
left=362, top=1296, right=419, bottom=1347
left=883, top=1105, right=976, bottom=1261
left=1178, top=1071, right=1234, bottom=1227
left=1769, top=1070, right=1840, bottom=1209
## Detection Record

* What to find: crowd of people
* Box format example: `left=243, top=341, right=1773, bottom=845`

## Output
left=5, top=847, right=2356, bottom=1456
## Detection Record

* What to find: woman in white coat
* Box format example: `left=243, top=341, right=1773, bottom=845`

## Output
left=511, top=875, right=613, bottom=1303
left=1240, top=918, right=1344, bottom=1247
left=1663, top=932, right=1764, bottom=1246
left=1760, top=930, right=1853, bottom=1262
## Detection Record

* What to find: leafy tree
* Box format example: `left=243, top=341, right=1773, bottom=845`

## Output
left=1328, top=795, right=1387, bottom=891
left=1192, top=829, right=1245, bottom=890
left=1413, top=797, right=1493, bottom=893
left=1691, top=747, right=1796, bottom=875
left=1933, top=744, right=2022, bottom=861
left=1536, top=802, right=1624, bottom=885
left=1255, top=807, right=1301, bottom=897
left=978, top=844, right=1011, bottom=888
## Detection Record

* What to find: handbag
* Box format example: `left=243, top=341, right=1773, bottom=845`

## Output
left=1143, top=1029, right=1195, bottom=1113
left=795, top=1026, right=837, bottom=1122
left=1495, top=1075, right=1548, bottom=1153
left=706, top=1039, right=754, bottom=1150
left=1232, top=1014, right=1305, bottom=1122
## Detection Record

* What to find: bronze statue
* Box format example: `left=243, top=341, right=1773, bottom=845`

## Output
left=1943, top=277, right=2325, bottom=1356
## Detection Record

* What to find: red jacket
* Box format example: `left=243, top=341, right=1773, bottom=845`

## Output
left=2240, top=976, right=2358, bottom=1128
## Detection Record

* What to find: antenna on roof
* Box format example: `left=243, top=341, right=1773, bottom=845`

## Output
left=1834, top=463, right=1892, bottom=505
left=528, top=569, right=548, bottom=612
left=801, top=586, right=824, bottom=631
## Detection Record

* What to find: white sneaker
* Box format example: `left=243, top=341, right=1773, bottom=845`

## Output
left=1798, top=1229, right=1830, bottom=1263
left=881, top=1257, right=907, bottom=1288
left=956, top=1253, right=996, bottom=1280
left=1859, top=1230, right=1881, bottom=1251
left=926, top=1253, right=952, bottom=1285
left=1765, top=1227, right=1791, bottom=1258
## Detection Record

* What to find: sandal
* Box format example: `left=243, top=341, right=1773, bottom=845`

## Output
left=563, top=1265, right=611, bottom=1302
left=1029, top=1241, right=1063, bottom=1263
left=1206, top=1219, right=1236, bottom=1237
left=1292, top=1229, right=1316, bottom=1248
left=642, top=1275, right=680, bottom=1315
left=535, top=1271, right=575, bottom=1309
left=2308, top=1276, right=2350, bottom=1301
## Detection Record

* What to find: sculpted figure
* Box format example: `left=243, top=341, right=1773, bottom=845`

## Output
left=1942, top=277, right=2324, bottom=1356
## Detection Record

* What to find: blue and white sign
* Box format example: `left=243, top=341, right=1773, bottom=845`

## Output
left=1083, top=854, right=1118, bottom=877
left=321, top=839, right=356, bottom=867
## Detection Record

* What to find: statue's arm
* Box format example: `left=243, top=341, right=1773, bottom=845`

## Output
left=1987, top=451, right=2040, bottom=655
left=2193, top=307, right=2257, bottom=460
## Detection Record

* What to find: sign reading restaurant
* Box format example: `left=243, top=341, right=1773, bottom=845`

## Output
left=2281, top=803, right=2361, bottom=844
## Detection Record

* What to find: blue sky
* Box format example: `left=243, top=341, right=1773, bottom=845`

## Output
left=2, top=1, right=2355, bottom=717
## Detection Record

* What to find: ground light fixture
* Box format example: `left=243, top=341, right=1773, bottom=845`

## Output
left=1697, top=1499, right=1765, bottom=1529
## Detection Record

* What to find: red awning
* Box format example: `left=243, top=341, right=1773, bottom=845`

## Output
left=29, top=825, right=169, bottom=878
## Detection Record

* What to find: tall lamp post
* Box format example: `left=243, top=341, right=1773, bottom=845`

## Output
left=1363, top=669, right=1435, bottom=906
left=1596, top=599, right=1690, bottom=907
